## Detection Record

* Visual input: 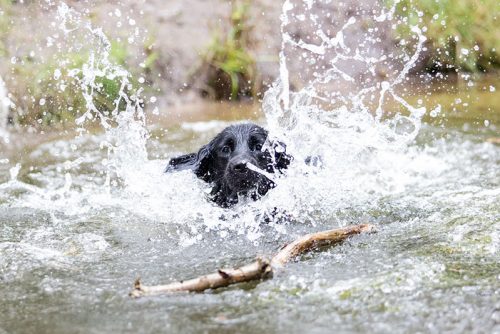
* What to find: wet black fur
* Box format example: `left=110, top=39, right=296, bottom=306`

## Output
left=165, top=123, right=292, bottom=207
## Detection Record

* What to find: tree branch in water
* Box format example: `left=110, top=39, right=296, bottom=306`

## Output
left=271, top=223, right=374, bottom=267
left=129, top=223, right=375, bottom=298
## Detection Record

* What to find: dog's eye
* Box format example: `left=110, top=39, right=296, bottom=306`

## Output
left=221, top=146, right=231, bottom=154
left=254, top=143, right=263, bottom=151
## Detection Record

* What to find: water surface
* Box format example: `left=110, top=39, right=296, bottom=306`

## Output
left=1, top=80, right=499, bottom=333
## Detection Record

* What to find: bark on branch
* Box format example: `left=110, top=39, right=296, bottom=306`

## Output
left=130, top=223, right=375, bottom=298
left=486, top=137, right=500, bottom=145
left=129, top=258, right=272, bottom=298
left=271, top=223, right=374, bottom=267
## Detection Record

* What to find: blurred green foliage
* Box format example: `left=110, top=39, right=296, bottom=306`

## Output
left=3, top=0, right=498, bottom=128
left=391, top=0, right=500, bottom=72
left=201, top=0, right=256, bottom=100
left=13, top=42, right=132, bottom=126
left=142, top=37, right=159, bottom=72
left=0, top=0, right=13, bottom=56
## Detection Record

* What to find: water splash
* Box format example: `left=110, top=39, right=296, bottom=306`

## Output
left=0, top=75, right=12, bottom=144
left=55, top=3, right=149, bottom=187
left=2, top=1, right=442, bottom=241
left=254, top=0, right=436, bottom=227
left=1, top=1, right=488, bottom=245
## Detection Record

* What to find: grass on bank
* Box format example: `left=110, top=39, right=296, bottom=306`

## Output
left=198, top=0, right=256, bottom=100
left=10, top=41, right=136, bottom=127
left=391, top=0, right=500, bottom=73
left=0, top=0, right=13, bottom=57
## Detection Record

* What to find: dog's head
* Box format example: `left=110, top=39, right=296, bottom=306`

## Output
left=165, top=123, right=292, bottom=207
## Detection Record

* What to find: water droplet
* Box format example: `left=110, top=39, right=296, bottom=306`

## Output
left=430, top=105, right=441, bottom=117
left=9, top=163, right=21, bottom=180
left=54, top=69, right=62, bottom=80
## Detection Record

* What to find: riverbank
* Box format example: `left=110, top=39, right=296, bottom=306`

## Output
left=0, top=0, right=498, bottom=129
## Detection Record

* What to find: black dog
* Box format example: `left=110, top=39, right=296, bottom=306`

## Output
left=165, top=123, right=292, bottom=207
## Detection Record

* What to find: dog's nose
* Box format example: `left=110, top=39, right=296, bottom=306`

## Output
left=232, top=161, right=248, bottom=173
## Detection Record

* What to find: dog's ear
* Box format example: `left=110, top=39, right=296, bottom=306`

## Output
left=165, top=144, right=214, bottom=181
left=165, top=153, right=198, bottom=172
left=272, top=141, right=292, bottom=171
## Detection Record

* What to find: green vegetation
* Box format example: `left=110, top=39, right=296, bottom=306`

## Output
left=391, top=0, right=500, bottom=72
left=142, top=37, right=160, bottom=74
left=0, top=2, right=146, bottom=128
left=2, top=0, right=498, bottom=128
left=10, top=42, right=133, bottom=127
left=140, top=36, right=161, bottom=88
left=0, top=0, right=13, bottom=56
left=199, top=0, right=256, bottom=100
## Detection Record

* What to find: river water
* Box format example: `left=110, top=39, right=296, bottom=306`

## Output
left=1, top=81, right=499, bottom=333
left=1, top=1, right=500, bottom=333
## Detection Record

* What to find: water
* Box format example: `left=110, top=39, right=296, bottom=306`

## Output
left=0, top=75, right=11, bottom=143
left=1, top=1, right=500, bottom=333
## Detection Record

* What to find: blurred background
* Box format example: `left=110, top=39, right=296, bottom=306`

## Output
left=0, top=0, right=498, bottom=130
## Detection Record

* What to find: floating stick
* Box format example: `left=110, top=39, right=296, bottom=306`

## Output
left=130, top=223, right=375, bottom=298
